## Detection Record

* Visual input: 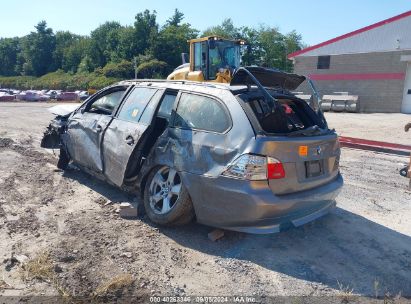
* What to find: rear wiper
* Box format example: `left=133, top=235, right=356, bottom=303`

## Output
left=287, top=125, right=325, bottom=137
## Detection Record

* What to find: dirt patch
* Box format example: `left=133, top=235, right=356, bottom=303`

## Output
left=47, top=209, right=163, bottom=298
left=6, top=208, right=40, bottom=235
left=0, top=204, right=5, bottom=218
left=0, top=138, right=58, bottom=213
left=0, top=137, right=14, bottom=148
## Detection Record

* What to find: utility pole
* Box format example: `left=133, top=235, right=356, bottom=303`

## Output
left=134, top=57, right=138, bottom=79
left=284, top=45, right=288, bottom=72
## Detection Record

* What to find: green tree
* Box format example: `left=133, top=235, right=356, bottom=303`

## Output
left=166, top=9, right=184, bottom=27
left=239, top=26, right=263, bottom=66
left=89, top=21, right=122, bottom=68
left=203, top=18, right=240, bottom=39
left=0, top=12, right=307, bottom=85
left=52, top=31, right=81, bottom=71
left=0, top=37, right=20, bottom=76
left=283, top=30, right=304, bottom=71
left=134, top=10, right=158, bottom=55
left=22, top=21, right=56, bottom=76
left=117, top=26, right=138, bottom=61
left=137, top=59, right=167, bottom=78
left=77, top=55, right=94, bottom=73
left=14, top=51, right=25, bottom=75
left=62, top=37, right=91, bottom=73
left=102, top=60, right=134, bottom=78
left=258, top=27, right=304, bottom=72
left=258, top=26, right=286, bottom=69
left=135, top=53, right=154, bottom=66
left=151, top=10, right=198, bottom=73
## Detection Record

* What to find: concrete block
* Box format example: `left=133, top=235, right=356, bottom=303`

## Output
left=208, top=229, right=225, bottom=242
left=119, top=202, right=138, bottom=219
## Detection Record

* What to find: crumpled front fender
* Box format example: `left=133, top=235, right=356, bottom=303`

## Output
left=40, top=116, right=68, bottom=149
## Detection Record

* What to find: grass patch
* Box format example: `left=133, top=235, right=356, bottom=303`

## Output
left=20, top=252, right=134, bottom=300
left=337, top=280, right=354, bottom=303
left=0, top=279, right=12, bottom=290
left=21, top=251, right=54, bottom=282
left=20, top=251, right=71, bottom=298
left=94, top=274, right=134, bottom=297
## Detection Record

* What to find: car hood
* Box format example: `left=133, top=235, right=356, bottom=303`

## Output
left=230, top=66, right=306, bottom=91
left=48, top=104, right=80, bottom=117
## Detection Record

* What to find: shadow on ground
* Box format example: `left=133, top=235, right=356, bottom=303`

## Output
left=62, top=168, right=411, bottom=297
left=161, top=208, right=411, bottom=297
left=62, top=168, right=132, bottom=202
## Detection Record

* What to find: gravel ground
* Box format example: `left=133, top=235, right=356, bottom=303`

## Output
left=0, top=102, right=410, bottom=302
left=325, top=112, right=411, bottom=145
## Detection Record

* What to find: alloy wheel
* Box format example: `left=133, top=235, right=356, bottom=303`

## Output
left=148, top=166, right=182, bottom=215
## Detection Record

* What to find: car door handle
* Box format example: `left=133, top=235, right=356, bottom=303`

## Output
left=125, top=136, right=135, bottom=146
left=95, top=125, right=103, bottom=132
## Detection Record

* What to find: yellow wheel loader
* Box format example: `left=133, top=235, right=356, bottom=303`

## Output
left=167, top=36, right=246, bottom=83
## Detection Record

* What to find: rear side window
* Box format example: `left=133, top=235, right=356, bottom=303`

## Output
left=174, top=93, right=230, bottom=133
left=157, top=93, right=177, bottom=120
left=117, top=87, right=157, bottom=122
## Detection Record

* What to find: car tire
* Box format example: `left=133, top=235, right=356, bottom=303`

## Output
left=57, top=148, right=70, bottom=170
left=144, top=166, right=194, bottom=226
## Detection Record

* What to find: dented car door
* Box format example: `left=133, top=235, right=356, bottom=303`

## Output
left=63, top=86, right=128, bottom=172
left=102, top=87, right=164, bottom=186
left=169, top=92, right=234, bottom=175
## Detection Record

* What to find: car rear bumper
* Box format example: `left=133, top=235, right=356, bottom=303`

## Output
left=182, top=172, right=343, bottom=234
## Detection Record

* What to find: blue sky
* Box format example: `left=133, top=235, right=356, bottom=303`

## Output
left=0, top=0, right=410, bottom=46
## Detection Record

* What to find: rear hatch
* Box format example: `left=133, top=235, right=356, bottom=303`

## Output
left=231, top=67, right=340, bottom=195
left=253, top=134, right=340, bottom=195
left=230, top=66, right=306, bottom=91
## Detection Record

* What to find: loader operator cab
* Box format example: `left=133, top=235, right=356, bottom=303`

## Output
left=167, top=36, right=245, bottom=83
left=192, top=37, right=242, bottom=80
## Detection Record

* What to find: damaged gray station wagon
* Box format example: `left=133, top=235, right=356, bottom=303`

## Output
left=41, top=67, right=343, bottom=234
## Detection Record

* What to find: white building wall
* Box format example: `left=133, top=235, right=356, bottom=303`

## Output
left=299, top=14, right=411, bottom=57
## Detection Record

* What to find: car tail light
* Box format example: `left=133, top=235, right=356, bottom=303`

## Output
left=267, top=157, right=285, bottom=179
left=222, top=154, right=285, bottom=180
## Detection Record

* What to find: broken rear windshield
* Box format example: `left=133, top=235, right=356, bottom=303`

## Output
left=236, top=89, right=327, bottom=135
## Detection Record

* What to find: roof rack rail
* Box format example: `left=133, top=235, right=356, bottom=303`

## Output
left=119, top=78, right=227, bottom=89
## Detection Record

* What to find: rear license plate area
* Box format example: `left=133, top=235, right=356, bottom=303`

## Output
left=305, top=160, right=324, bottom=178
